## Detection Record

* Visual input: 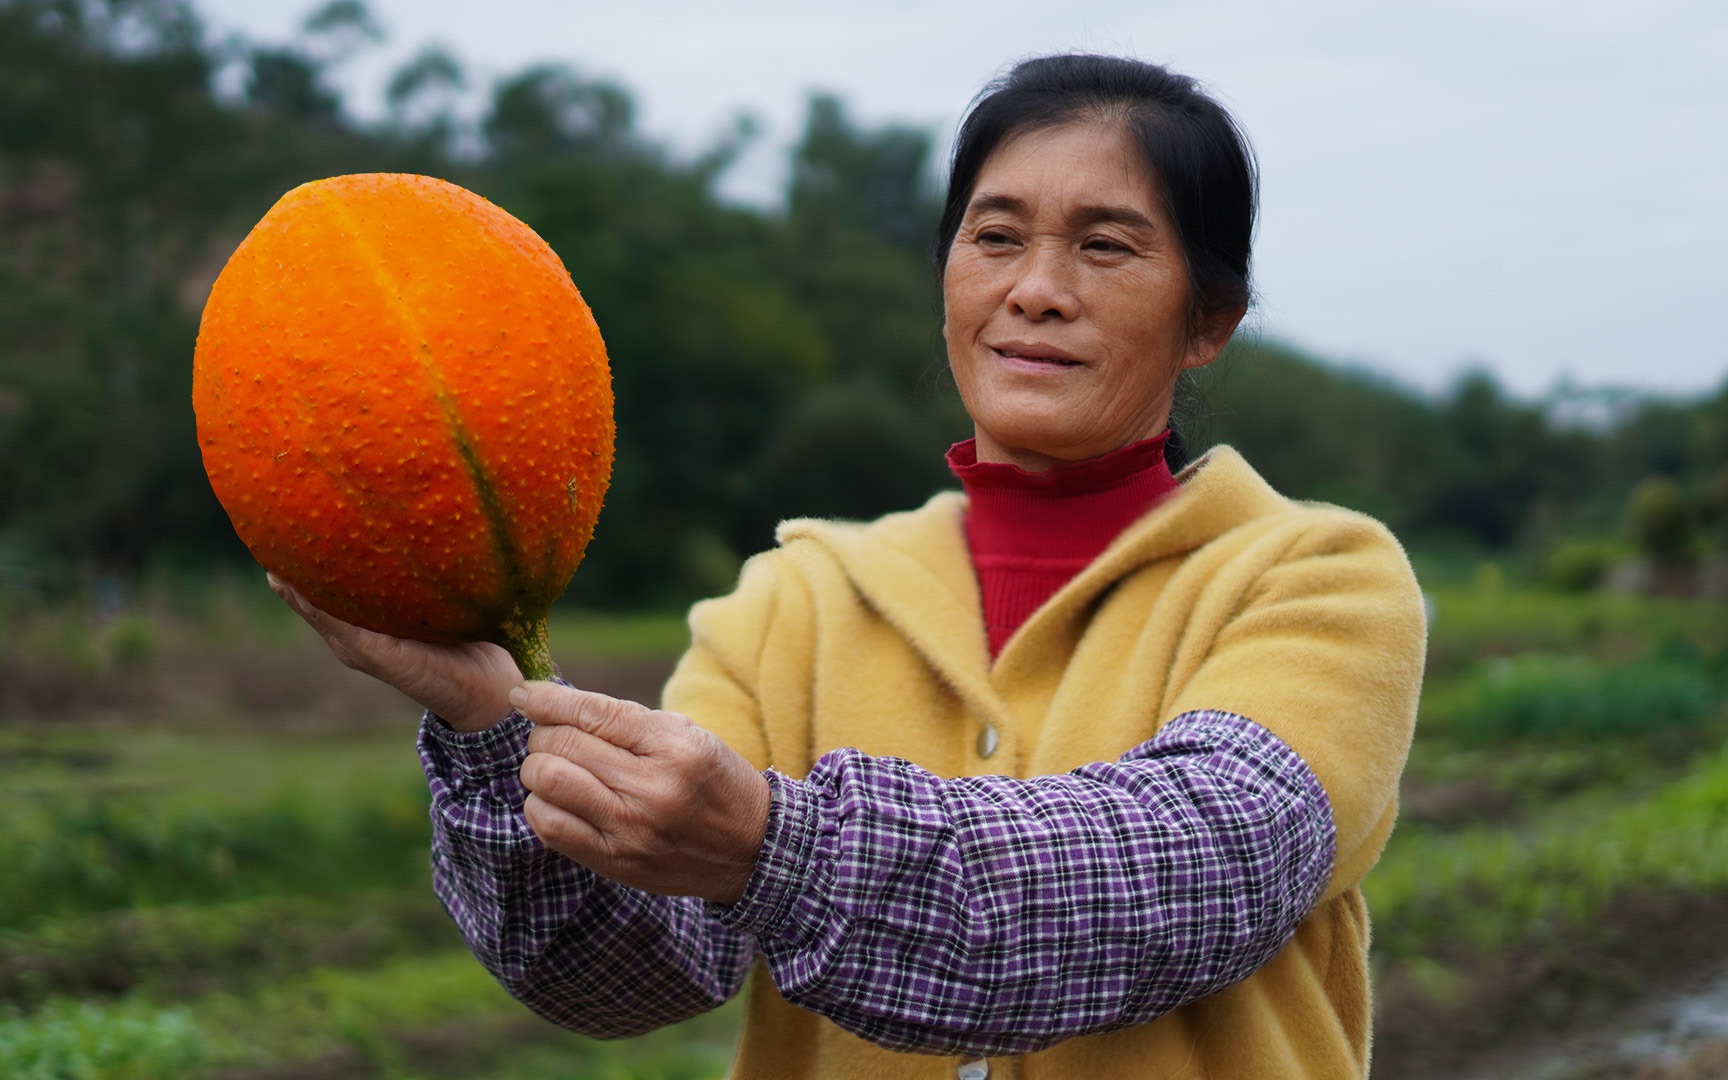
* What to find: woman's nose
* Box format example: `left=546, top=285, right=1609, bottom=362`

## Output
left=1004, top=243, right=1080, bottom=321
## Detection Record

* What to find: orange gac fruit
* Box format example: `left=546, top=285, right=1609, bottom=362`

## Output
left=192, top=173, right=614, bottom=680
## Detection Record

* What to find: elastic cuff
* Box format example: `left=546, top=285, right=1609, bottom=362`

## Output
left=710, top=769, right=821, bottom=938
left=418, top=709, right=533, bottom=780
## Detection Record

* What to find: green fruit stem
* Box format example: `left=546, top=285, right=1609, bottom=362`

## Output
left=499, top=617, right=556, bottom=682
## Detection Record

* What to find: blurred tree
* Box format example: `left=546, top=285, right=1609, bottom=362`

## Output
left=1194, top=339, right=1446, bottom=528
left=1604, top=398, right=1705, bottom=490
left=473, top=66, right=839, bottom=603
left=1424, top=371, right=1588, bottom=548
left=298, top=0, right=383, bottom=67
left=246, top=0, right=382, bottom=125
left=0, top=0, right=392, bottom=582
left=1, top=0, right=244, bottom=578
left=789, top=92, right=940, bottom=253
left=245, top=47, right=338, bottom=122
left=1627, top=475, right=1694, bottom=568
left=746, top=385, right=955, bottom=540
left=484, top=64, right=636, bottom=165
left=1193, top=347, right=1611, bottom=551
left=1702, top=467, right=1728, bottom=553
left=772, top=92, right=959, bottom=535
left=385, top=45, right=465, bottom=152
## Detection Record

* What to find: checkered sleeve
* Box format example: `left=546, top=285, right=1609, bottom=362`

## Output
left=711, top=709, right=1336, bottom=1056
left=417, top=709, right=757, bottom=1037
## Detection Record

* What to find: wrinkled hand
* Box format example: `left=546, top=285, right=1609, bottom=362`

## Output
left=266, top=572, right=522, bottom=732
left=513, top=681, right=771, bottom=904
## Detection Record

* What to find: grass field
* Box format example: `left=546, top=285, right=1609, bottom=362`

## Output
left=2, top=570, right=1726, bottom=1078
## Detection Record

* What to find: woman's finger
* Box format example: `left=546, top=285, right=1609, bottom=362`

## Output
left=520, top=753, right=633, bottom=846
left=263, top=573, right=522, bottom=732
left=267, top=572, right=352, bottom=643
left=270, top=576, right=374, bottom=666
left=266, top=571, right=313, bottom=622
left=509, top=683, right=665, bottom=755
left=522, top=791, right=611, bottom=861
left=526, top=722, right=638, bottom=783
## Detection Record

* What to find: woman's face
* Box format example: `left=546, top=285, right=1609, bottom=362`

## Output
left=942, top=120, right=1236, bottom=471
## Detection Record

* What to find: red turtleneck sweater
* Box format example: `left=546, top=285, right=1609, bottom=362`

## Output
left=947, top=433, right=1181, bottom=659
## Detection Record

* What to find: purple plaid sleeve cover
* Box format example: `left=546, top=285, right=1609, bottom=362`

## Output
left=417, top=711, right=758, bottom=1036
left=419, top=708, right=1335, bottom=1054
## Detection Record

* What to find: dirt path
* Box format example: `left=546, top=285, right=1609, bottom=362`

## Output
left=1424, top=968, right=1728, bottom=1080
left=1375, top=892, right=1728, bottom=1079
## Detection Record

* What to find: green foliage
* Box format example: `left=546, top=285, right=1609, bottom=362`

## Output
left=1368, top=740, right=1728, bottom=962
left=789, top=92, right=940, bottom=251
left=0, top=595, right=743, bottom=1075
left=0, top=0, right=391, bottom=574
left=191, top=948, right=738, bottom=1078
left=484, top=64, right=637, bottom=164
left=1421, top=585, right=1728, bottom=679
left=1192, top=345, right=1610, bottom=549
left=0, top=998, right=206, bottom=1080
left=1707, top=467, right=1728, bottom=548
left=97, top=614, right=156, bottom=672
left=545, top=608, right=690, bottom=659
left=458, top=82, right=956, bottom=605
left=196, top=950, right=523, bottom=1071
left=1541, top=538, right=1621, bottom=593
left=0, top=785, right=431, bottom=930
left=0, top=942, right=739, bottom=1079
left=1423, top=653, right=1721, bottom=744
left=1628, top=474, right=1695, bottom=562
left=746, top=384, right=957, bottom=538
left=0, top=890, right=455, bottom=1009
left=0, top=601, right=166, bottom=717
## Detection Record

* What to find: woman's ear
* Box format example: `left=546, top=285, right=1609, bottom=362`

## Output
left=1183, top=304, right=1248, bottom=372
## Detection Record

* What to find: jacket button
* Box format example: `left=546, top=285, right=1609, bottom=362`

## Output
left=958, top=1060, right=990, bottom=1080
left=976, top=724, right=999, bottom=759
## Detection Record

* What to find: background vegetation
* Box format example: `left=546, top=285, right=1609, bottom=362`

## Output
left=3, top=1, right=1727, bottom=1077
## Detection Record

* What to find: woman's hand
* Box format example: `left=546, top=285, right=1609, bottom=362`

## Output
left=266, top=572, right=522, bottom=732
left=512, top=681, right=771, bottom=905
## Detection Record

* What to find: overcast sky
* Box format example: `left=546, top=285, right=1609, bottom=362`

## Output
left=193, top=0, right=1728, bottom=402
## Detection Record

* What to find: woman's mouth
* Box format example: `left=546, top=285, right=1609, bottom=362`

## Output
left=993, top=345, right=1081, bottom=367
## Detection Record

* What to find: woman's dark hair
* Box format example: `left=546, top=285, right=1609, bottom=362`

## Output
left=935, top=55, right=1258, bottom=467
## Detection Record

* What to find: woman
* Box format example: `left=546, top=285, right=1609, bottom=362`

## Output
left=274, top=54, right=1425, bottom=1079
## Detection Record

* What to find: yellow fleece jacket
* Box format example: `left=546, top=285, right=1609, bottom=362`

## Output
left=662, top=446, right=1426, bottom=1079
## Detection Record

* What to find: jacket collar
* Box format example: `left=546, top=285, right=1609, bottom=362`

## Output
left=774, top=446, right=1288, bottom=718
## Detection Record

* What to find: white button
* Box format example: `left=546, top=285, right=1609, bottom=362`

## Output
left=958, top=1060, right=990, bottom=1080
left=976, top=724, right=999, bottom=759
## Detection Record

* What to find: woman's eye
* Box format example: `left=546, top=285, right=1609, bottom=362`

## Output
left=1083, top=237, right=1129, bottom=254
left=976, top=228, right=1017, bottom=247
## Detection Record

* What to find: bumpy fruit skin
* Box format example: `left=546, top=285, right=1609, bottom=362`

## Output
left=193, top=173, right=614, bottom=678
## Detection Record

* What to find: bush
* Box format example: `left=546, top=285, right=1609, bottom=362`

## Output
left=1541, top=539, right=1621, bottom=594
left=1627, top=475, right=1695, bottom=563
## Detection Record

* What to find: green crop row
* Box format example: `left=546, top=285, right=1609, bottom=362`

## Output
left=1421, top=587, right=1728, bottom=678
left=0, top=785, right=433, bottom=931
left=1368, top=738, right=1728, bottom=962
left=0, top=888, right=456, bottom=1010
left=0, top=949, right=739, bottom=1080
left=1420, top=652, right=1723, bottom=745
left=0, top=998, right=205, bottom=1080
